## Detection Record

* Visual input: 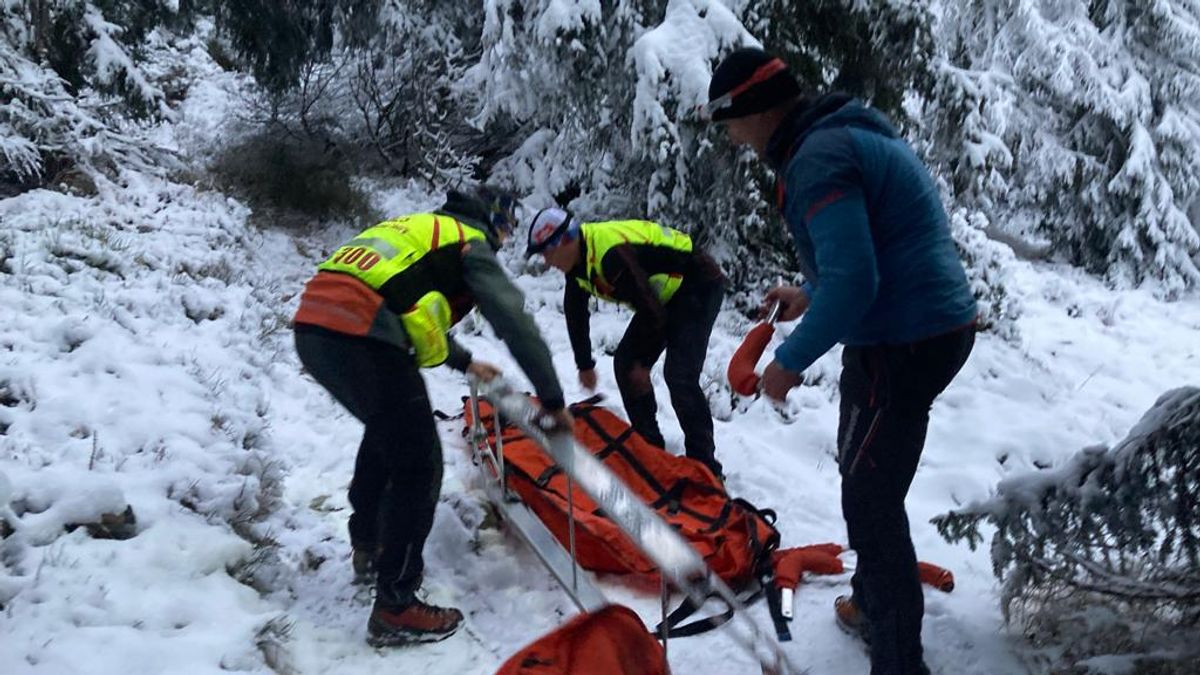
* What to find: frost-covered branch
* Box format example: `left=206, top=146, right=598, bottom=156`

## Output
left=935, top=386, right=1200, bottom=666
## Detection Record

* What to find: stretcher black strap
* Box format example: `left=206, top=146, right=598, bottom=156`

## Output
left=571, top=403, right=671, bottom=499
left=649, top=481, right=687, bottom=512
left=735, top=499, right=781, bottom=553
left=569, top=401, right=637, bottom=460
left=757, top=506, right=779, bottom=525
left=764, top=577, right=792, bottom=642
left=570, top=404, right=737, bottom=531
left=742, top=505, right=788, bottom=641
left=653, top=505, right=783, bottom=639
left=573, top=405, right=772, bottom=545
left=653, top=584, right=766, bottom=638
left=649, top=480, right=728, bottom=529
left=702, top=501, right=735, bottom=534
left=468, top=404, right=528, bottom=444
left=570, top=394, right=606, bottom=408
left=508, top=459, right=586, bottom=508
left=535, top=465, right=562, bottom=488
left=595, top=427, right=636, bottom=460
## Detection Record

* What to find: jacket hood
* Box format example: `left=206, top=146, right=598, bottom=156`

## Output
left=765, top=94, right=899, bottom=172
left=437, top=190, right=501, bottom=250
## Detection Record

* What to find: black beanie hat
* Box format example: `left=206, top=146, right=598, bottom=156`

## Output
left=706, top=47, right=801, bottom=122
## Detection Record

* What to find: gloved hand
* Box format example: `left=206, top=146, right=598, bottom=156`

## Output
left=578, top=368, right=598, bottom=390
left=762, top=285, right=810, bottom=322
left=537, top=407, right=574, bottom=435
left=466, top=360, right=502, bottom=382
left=761, top=360, right=803, bottom=402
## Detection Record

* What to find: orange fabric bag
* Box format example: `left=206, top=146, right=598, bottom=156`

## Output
left=495, top=604, right=668, bottom=675
left=464, top=397, right=780, bottom=588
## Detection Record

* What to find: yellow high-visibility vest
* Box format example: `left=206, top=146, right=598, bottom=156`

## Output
left=318, top=214, right=486, bottom=366
left=575, top=220, right=693, bottom=306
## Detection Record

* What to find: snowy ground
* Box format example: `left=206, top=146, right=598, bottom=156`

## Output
left=3, top=74, right=1200, bottom=675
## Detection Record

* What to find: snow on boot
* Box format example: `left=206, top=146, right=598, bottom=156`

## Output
left=366, top=598, right=463, bottom=647
left=351, top=543, right=378, bottom=585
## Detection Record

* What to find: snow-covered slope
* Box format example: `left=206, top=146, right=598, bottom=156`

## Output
left=3, top=61, right=1200, bottom=675
left=4, top=176, right=1199, bottom=675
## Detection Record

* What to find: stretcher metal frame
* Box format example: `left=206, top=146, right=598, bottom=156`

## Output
left=468, top=377, right=798, bottom=674
left=467, top=381, right=608, bottom=613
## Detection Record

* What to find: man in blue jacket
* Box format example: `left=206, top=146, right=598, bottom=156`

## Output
left=706, top=47, right=978, bottom=675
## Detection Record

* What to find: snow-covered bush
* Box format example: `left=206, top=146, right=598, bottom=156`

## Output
left=0, top=174, right=297, bottom=591
left=934, top=386, right=1200, bottom=671
left=949, top=208, right=1022, bottom=340
left=0, top=1, right=190, bottom=192
left=0, top=468, right=17, bottom=536
left=211, top=0, right=479, bottom=184
left=207, top=132, right=376, bottom=230
left=0, top=468, right=135, bottom=545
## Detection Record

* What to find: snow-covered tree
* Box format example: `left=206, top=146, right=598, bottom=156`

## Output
left=922, top=0, right=1200, bottom=297
left=626, top=0, right=771, bottom=288
left=947, top=207, right=1023, bottom=340
left=469, top=0, right=666, bottom=212
left=211, top=0, right=379, bottom=95
left=11, top=0, right=1192, bottom=303
left=744, top=0, right=935, bottom=121
left=471, top=0, right=946, bottom=302
left=350, top=0, right=481, bottom=182
left=935, top=386, right=1200, bottom=670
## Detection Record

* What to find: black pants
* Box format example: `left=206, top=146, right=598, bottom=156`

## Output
left=294, top=326, right=441, bottom=608
left=613, top=280, right=724, bottom=475
left=837, top=325, right=975, bottom=675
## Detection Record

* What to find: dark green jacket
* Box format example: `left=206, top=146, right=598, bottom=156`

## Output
left=437, top=198, right=565, bottom=411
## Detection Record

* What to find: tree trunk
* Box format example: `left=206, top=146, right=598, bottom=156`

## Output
left=28, top=0, right=51, bottom=59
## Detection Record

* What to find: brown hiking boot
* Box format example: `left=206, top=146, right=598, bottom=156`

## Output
left=367, top=598, right=463, bottom=647
left=834, top=595, right=871, bottom=644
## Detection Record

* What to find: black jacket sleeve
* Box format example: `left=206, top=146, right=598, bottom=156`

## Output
left=461, top=245, right=565, bottom=410
left=445, top=337, right=472, bottom=372
left=563, top=280, right=595, bottom=370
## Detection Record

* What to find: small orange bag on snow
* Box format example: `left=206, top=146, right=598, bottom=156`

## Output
left=495, top=604, right=667, bottom=675
left=918, top=562, right=955, bottom=592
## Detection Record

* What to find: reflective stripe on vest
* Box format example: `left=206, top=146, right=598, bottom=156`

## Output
left=318, top=213, right=486, bottom=289
left=575, top=220, right=693, bottom=305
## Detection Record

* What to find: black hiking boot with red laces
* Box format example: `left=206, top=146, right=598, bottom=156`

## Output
left=366, top=598, right=464, bottom=647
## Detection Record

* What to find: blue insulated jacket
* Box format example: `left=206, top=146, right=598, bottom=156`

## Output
left=765, top=96, right=978, bottom=373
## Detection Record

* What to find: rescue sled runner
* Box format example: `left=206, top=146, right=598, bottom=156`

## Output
left=466, top=377, right=798, bottom=675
